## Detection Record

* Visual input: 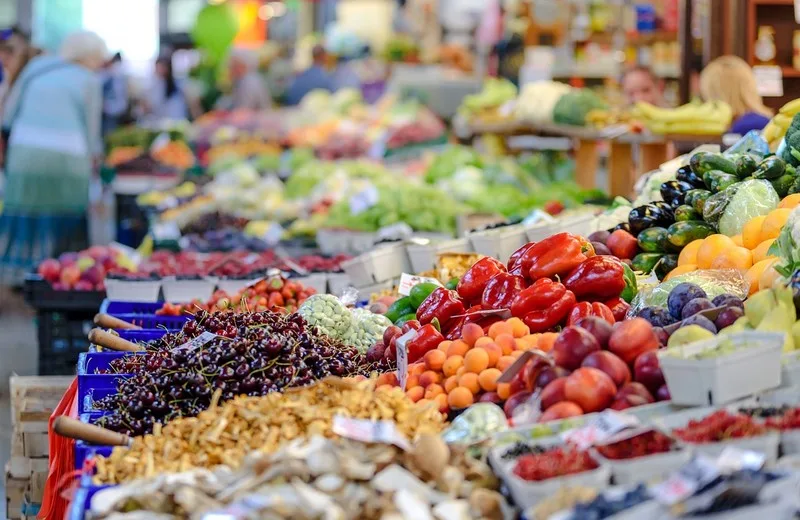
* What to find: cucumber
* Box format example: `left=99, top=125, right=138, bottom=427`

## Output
left=771, top=173, right=796, bottom=198
left=409, top=282, right=439, bottom=308
left=734, top=154, right=758, bottom=178
left=753, top=156, right=786, bottom=180
left=667, top=220, right=716, bottom=248
left=385, top=297, right=416, bottom=323
left=637, top=227, right=669, bottom=253
left=691, top=190, right=713, bottom=214
left=631, top=253, right=663, bottom=274
left=674, top=205, right=701, bottom=222
left=394, top=313, right=419, bottom=327
left=690, top=152, right=737, bottom=176
left=654, top=254, right=679, bottom=281
left=702, top=170, right=739, bottom=193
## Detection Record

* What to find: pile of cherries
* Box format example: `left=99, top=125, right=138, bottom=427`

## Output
left=672, top=410, right=766, bottom=444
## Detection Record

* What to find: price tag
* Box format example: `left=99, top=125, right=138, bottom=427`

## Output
left=350, top=184, right=380, bottom=215
left=175, top=331, right=219, bottom=352
left=332, top=416, right=411, bottom=450
left=152, top=220, right=181, bottom=241
left=650, top=454, right=720, bottom=505
left=397, top=273, right=443, bottom=296
left=394, top=330, right=415, bottom=391
left=261, top=222, right=284, bottom=246
left=754, top=66, right=784, bottom=97
left=523, top=209, right=557, bottom=227
left=561, top=410, right=640, bottom=450
left=715, top=447, right=765, bottom=473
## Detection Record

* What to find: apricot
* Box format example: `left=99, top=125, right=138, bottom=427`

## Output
left=497, top=382, right=512, bottom=400
left=406, top=386, right=424, bottom=402
left=442, top=355, right=464, bottom=377
left=496, top=355, right=515, bottom=372
left=437, top=340, right=452, bottom=353
left=478, top=368, right=502, bottom=392
left=537, top=332, right=558, bottom=353
left=376, top=372, right=399, bottom=386
left=433, top=393, right=448, bottom=413
left=409, top=363, right=426, bottom=376
left=419, top=370, right=442, bottom=388
left=446, top=340, right=470, bottom=357
left=507, top=317, right=530, bottom=338
left=461, top=323, right=484, bottom=346
left=494, top=333, right=517, bottom=355
left=424, top=349, right=446, bottom=371
left=424, top=383, right=445, bottom=399
left=447, top=387, right=474, bottom=409
left=464, top=348, right=490, bottom=373
left=478, top=342, right=502, bottom=367
left=474, top=336, right=495, bottom=349
left=443, top=375, right=459, bottom=392
left=406, top=374, right=420, bottom=389
left=458, top=372, right=481, bottom=394
left=488, top=321, right=513, bottom=339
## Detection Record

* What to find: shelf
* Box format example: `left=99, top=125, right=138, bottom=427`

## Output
left=782, top=66, right=800, bottom=78
left=751, top=0, right=795, bottom=5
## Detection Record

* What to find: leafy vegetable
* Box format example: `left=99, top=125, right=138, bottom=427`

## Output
left=552, top=89, right=608, bottom=126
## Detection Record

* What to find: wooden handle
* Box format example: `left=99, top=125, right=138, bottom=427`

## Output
left=93, top=313, right=141, bottom=330
left=53, top=416, right=131, bottom=446
left=88, top=329, right=143, bottom=352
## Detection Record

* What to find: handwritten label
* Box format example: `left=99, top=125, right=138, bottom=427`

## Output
left=175, top=331, right=218, bottom=352
left=651, top=454, right=720, bottom=505
left=332, top=416, right=411, bottom=450
left=394, top=330, right=415, bottom=391
left=561, top=410, right=640, bottom=450
left=397, top=273, right=443, bottom=296
left=350, top=184, right=380, bottom=215
left=754, top=66, right=784, bottom=97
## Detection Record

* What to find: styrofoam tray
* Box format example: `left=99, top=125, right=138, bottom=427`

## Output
left=215, top=277, right=263, bottom=296
left=405, top=237, right=472, bottom=273
left=341, top=244, right=410, bottom=286
left=316, top=228, right=353, bottom=255
left=161, top=278, right=216, bottom=303
left=349, top=231, right=379, bottom=254
left=326, top=272, right=351, bottom=297
left=657, top=331, right=783, bottom=406
left=354, top=279, right=396, bottom=300
left=593, top=447, right=691, bottom=486
left=292, top=273, right=328, bottom=294
left=467, top=225, right=528, bottom=262
left=506, top=464, right=611, bottom=511
left=780, top=351, right=800, bottom=388
left=525, top=212, right=595, bottom=242
left=104, top=279, right=161, bottom=303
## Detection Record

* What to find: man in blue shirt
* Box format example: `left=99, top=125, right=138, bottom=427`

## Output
left=285, top=45, right=334, bottom=105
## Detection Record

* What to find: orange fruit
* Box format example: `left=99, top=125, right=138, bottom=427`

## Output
left=746, top=259, right=777, bottom=295
left=696, top=235, right=736, bottom=269
left=461, top=323, right=484, bottom=347
left=458, top=372, right=481, bottom=394
left=488, top=321, right=513, bottom=339
left=537, top=332, right=558, bottom=353
left=456, top=366, right=467, bottom=377
left=442, top=355, right=464, bottom=377
left=406, top=386, right=424, bottom=402
left=496, top=355, right=515, bottom=372
left=742, top=215, right=768, bottom=249
left=752, top=238, right=776, bottom=264
left=759, top=258, right=784, bottom=291
left=464, top=348, right=490, bottom=373
left=446, top=340, right=469, bottom=358
left=443, top=375, right=459, bottom=392
left=678, top=239, right=704, bottom=266
left=447, top=387, right=474, bottom=409
left=760, top=209, right=791, bottom=242
left=478, top=368, right=502, bottom=392
left=664, top=263, right=696, bottom=281
left=437, top=340, right=452, bottom=353
left=507, top=317, right=530, bottom=338
left=494, top=333, right=517, bottom=355
left=497, top=382, right=512, bottom=400
left=478, top=342, right=502, bottom=367
left=710, top=246, right=753, bottom=272
left=424, top=349, right=446, bottom=372
left=424, top=384, right=444, bottom=399
left=731, top=234, right=744, bottom=247
left=779, top=193, right=800, bottom=209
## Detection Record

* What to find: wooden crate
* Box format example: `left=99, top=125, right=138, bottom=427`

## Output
left=5, top=466, right=28, bottom=520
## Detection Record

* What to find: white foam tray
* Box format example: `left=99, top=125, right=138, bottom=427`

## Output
left=316, top=229, right=359, bottom=255
left=292, top=273, right=328, bottom=294
left=340, top=244, right=410, bottom=287
left=161, top=278, right=217, bottom=303
left=593, top=447, right=691, bottom=486
left=525, top=212, right=595, bottom=242
left=467, top=224, right=528, bottom=262
left=354, top=279, right=396, bottom=301
left=104, top=279, right=161, bottom=303
left=215, top=277, right=263, bottom=296
left=326, top=272, right=351, bottom=297
left=781, top=351, right=800, bottom=388
left=405, top=237, right=472, bottom=274
left=657, top=331, right=783, bottom=406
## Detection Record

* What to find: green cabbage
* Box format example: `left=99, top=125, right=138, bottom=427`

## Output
left=718, top=179, right=779, bottom=236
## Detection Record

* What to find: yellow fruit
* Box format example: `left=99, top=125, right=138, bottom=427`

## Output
left=664, top=264, right=697, bottom=281
left=678, top=239, right=704, bottom=266
left=752, top=238, right=776, bottom=264
left=696, top=235, right=736, bottom=269
left=710, top=246, right=753, bottom=272
left=760, top=209, right=792, bottom=242
left=746, top=259, right=775, bottom=295
left=779, top=194, right=800, bottom=210
left=759, top=258, right=783, bottom=292
left=731, top=235, right=744, bottom=247
left=742, top=215, right=768, bottom=249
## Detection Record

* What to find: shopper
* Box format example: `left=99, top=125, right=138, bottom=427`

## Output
left=0, top=31, right=106, bottom=283
left=621, top=66, right=665, bottom=106
left=331, top=55, right=361, bottom=91
left=101, top=52, right=129, bottom=135
left=141, top=56, right=188, bottom=121
left=700, top=55, right=773, bottom=134
left=218, top=49, right=271, bottom=111
left=285, top=45, right=334, bottom=106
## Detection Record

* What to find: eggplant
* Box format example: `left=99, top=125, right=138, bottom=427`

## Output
left=628, top=204, right=674, bottom=235
left=650, top=201, right=676, bottom=222
left=676, top=165, right=706, bottom=188
left=611, top=222, right=631, bottom=233
left=660, top=180, right=694, bottom=207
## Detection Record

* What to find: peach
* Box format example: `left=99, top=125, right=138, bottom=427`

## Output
left=424, top=349, right=446, bottom=371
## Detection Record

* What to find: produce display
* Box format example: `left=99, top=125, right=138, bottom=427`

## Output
left=512, top=446, right=599, bottom=481
left=36, top=245, right=136, bottom=291
left=594, top=429, right=676, bottom=460
left=672, top=410, right=767, bottom=443
left=764, top=98, right=800, bottom=151
left=633, top=100, right=733, bottom=135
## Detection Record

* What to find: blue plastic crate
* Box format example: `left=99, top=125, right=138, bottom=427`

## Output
left=110, top=313, right=187, bottom=329
left=68, top=483, right=113, bottom=520
left=100, top=300, right=164, bottom=315
left=77, top=375, right=123, bottom=415
left=117, top=329, right=168, bottom=342
left=74, top=412, right=114, bottom=469
left=77, top=352, right=144, bottom=375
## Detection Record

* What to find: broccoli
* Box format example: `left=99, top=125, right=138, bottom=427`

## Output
left=780, top=113, right=800, bottom=166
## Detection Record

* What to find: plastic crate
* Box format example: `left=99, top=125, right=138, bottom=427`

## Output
left=36, top=310, right=96, bottom=376
left=23, top=274, right=106, bottom=311
left=100, top=300, right=163, bottom=314
left=68, top=483, right=113, bottom=520
left=77, top=352, right=142, bottom=375
left=109, top=313, right=188, bottom=329
left=467, top=225, right=528, bottom=262
left=78, top=375, right=123, bottom=415
left=74, top=413, right=114, bottom=469
left=116, top=329, right=168, bottom=342
left=341, top=244, right=409, bottom=286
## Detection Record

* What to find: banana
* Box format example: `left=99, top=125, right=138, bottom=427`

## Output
left=779, top=98, right=800, bottom=116
left=773, top=113, right=793, bottom=130
left=763, top=121, right=779, bottom=142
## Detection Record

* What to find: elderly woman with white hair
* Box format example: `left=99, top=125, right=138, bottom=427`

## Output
left=0, top=30, right=106, bottom=283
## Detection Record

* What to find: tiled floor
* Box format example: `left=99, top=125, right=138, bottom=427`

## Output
left=0, top=296, right=41, bottom=519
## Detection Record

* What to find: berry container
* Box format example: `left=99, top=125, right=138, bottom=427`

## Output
left=467, top=224, right=528, bottom=262
left=780, top=351, right=800, bottom=388
left=161, top=277, right=216, bottom=303
left=656, top=331, right=783, bottom=406
left=525, top=211, right=595, bottom=243
left=104, top=279, right=161, bottom=302
left=100, top=300, right=163, bottom=314
left=78, top=375, right=124, bottom=415
left=655, top=406, right=781, bottom=464
left=591, top=440, right=691, bottom=486
left=341, top=243, right=410, bottom=287
left=405, top=237, right=472, bottom=273
left=316, top=228, right=352, bottom=255
left=108, top=313, right=188, bottom=329
left=687, top=476, right=800, bottom=520
left=752, top=387, right=800, bottom=455
left=77, top=352, right=142, bottom=375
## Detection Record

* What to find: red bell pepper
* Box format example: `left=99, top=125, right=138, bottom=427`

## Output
left=604, top=297, right=631, bottom=322
left=527, top=233, right=594, bottom=280
left=415, top=287, right=465, bottom=326
left=566, top=301, right=616, bottom=326
left=510, top=278, right=566, bottom=318
left=522, top=289, right=576, bottom=333
left=564, top=256, right=626, bottom=302
left=405, top=324, right=444, bottom=363
left=457, top=257, right=506, bottom=303
left=507, top=242, right=536, bottom=277
left=481, top=272, right=525, bottom=310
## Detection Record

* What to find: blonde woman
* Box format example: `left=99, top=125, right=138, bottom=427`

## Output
left=700, top=55, right=773, bottom=135
left=0, top=31, right=106, bottom=283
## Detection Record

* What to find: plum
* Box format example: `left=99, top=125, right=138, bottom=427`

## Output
left=714, top=306, right=744, bottom=331
left=573, top=316, right=613, bottom=348
left=711, top=294, right=744, bottom=310
left=652, top=326, right=670, bottom=346
left=681, top=298, right=714, bottom=319
left=667, top=283, right=707, bottom=319
left=588, top=230, right=611, bottom=244
left=680, top=314, right=717, bottom=334
left=636, top=306, right=674, bottom=328
left=591, top=242, right=612, bottom=256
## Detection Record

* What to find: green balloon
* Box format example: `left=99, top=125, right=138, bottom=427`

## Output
left=191, top=4, right=239, bottom=63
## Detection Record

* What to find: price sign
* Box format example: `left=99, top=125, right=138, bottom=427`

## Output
left=261, top=223, right=284, bottom=246
left=332, top=416, right=411, bottom=450
left=651, top=454, right=720, bottom=505
left=561, top=410, right=640, bottom=449
left=753, top=66, right=784, bottom=97
left=394, top=330, right=416, bottom=391
left=175, top=331, right=219, bottom=352
left=397, top=273, right=443, bottom=296
left=350, top=184, right=380, bottom=215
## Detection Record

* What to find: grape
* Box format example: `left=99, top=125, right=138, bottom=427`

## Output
left=681, top=297, right=714, bottom=319
left=680, top=314, right=717, bottom=334
left=636, top=306, right=674, bottom=327
left=667, top=283, right=707, bottom=319
left=714, top=307, right=744, bottom=330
